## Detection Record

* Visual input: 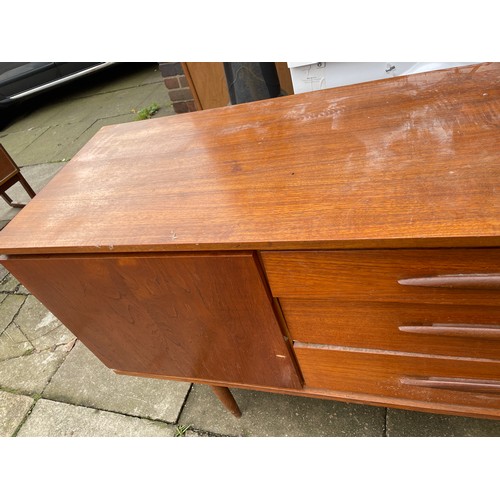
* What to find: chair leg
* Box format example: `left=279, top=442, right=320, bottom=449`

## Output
left=1, top=145, right=35, bottom=204
left=1, top=192, right=25, bottom=209
left=0, top=172, right=35, bottom=208
left=17, top=173, right=36, bottom=198
left=210, top=385, right=242, bottom=418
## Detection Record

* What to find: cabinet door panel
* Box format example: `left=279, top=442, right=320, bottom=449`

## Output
left=4, top=253, right=301, bottom=389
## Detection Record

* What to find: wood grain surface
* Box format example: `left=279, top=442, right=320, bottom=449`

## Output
left=262, top=248, right=500, bottom=305
left=2, top=252, right=301, bottom=389
left=181, top=62, right=230, bottom=110
left=0, top=63, right=498, bottom=254
left=281, top=299, right=500, bottom=359
left=294, top=345, right=500, bottom=412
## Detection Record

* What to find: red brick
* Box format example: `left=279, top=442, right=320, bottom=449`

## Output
left=179, top=75, right=188, bottom=87
left=169, top=88, right=194, bottom=102
left=159, top=62, right=183, bottom=78
left=164, top=76, right=180, bottom=89
left=186, top=101, right=198, bottom=112
left=173, top=102, right=189, bottom=113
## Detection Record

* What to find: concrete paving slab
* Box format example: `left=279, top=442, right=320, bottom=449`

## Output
left=30, top=81, right=170, bottom=133
left=44, top=341, right=191, bottom=423
left=0, top=390, right=34, bottom=436
left=33, top=94, right=114, bottom=127
left=386, top=409, right=500, bottom=437
left=17, top=399, right=175, bottom=437
left=97, top=83, right=169, bottom=119
left=0, top=126, right=50, bottom=159
left=16, top=284, right=29, bottom=295
left=21, top=84, right=166, bottom=163
left=1, top=211, right=20, bottom=228
left=153, top=103, right=176, bottom=119
left=179, top=385, right=385, bottom=437
left=18, top=161, right=66, bottom=190
left=14, top=295, right=75, bottom=351
left=0, top=294, right=25, bottom=333
left=0, top=265, right=9, bottom=282
left=66, top=101, right=174, bottom=159
left=0, top=322, right=34, bottom=362
left=133, top=83, right=173, bottom=115
left=2, top=98, right=68, bottom=134
left=24, top=91, right=128, bottom=129
left=15, top=120, right=95, bottom=165
left=0, top=274, right=22, bottom=293
left=58, top=113, right=138, bottom=161
left=0, top=162, right=65, bottom=221
left=0, top=350, right=66, bottom=394
left=140, top=66, right=166, bottom=85
left=4, top=68, right=169, bottom=137
left=1, top=66, right=160, bottom=134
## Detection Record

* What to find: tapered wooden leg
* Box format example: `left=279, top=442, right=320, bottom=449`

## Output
left=210, top=386, right=242, bottom=418
left=0, top=172, right=36, bottom=209
left=1, top=192, right=25, bottom=208
left=17, top=173, right=36, bottom=199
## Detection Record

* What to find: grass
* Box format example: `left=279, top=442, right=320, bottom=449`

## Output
left=134, top=103, right=160, bottom=120
left=174, top=424, right=191, bottom=437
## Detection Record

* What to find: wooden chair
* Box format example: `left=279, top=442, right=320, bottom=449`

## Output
left=0, top=144, right=36, bottom=208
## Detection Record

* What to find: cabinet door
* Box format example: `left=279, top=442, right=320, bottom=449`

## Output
left=4, top=253, right=301, bottom=389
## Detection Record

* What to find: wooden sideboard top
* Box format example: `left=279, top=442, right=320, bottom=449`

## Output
left=0, top=62, right=498, bottom=255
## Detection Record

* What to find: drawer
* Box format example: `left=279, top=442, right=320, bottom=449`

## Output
left=281, top=299, right=500, bottom=360
left=294, top=345, right=500, bottom=412
left=262, top=249, right=500, bottom=306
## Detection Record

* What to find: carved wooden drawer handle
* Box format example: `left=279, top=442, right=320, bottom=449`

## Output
left=398, top=274, right=500, bottom=289
left=401, top=376, right=500, bottom=394
left=399, top=324, right=500, bottom=339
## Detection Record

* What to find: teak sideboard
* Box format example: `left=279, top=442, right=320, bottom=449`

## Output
left=1, top=63, right=499, bottom=420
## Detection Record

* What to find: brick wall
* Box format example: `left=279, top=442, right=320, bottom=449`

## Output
left=158, top=62, right=197, bottom=113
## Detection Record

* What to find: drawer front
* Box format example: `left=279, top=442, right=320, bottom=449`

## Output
left=294, top=345, right=500, bottom=412
left=262, top=249, right=500, bottom=306
left=282, top=299, right=500, bottom=360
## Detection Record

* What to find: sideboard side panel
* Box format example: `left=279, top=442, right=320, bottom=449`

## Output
left=3, top=253, right=301, bottom=389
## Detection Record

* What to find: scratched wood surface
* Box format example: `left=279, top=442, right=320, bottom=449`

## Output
left=0, top=63, right=498, bottom=254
